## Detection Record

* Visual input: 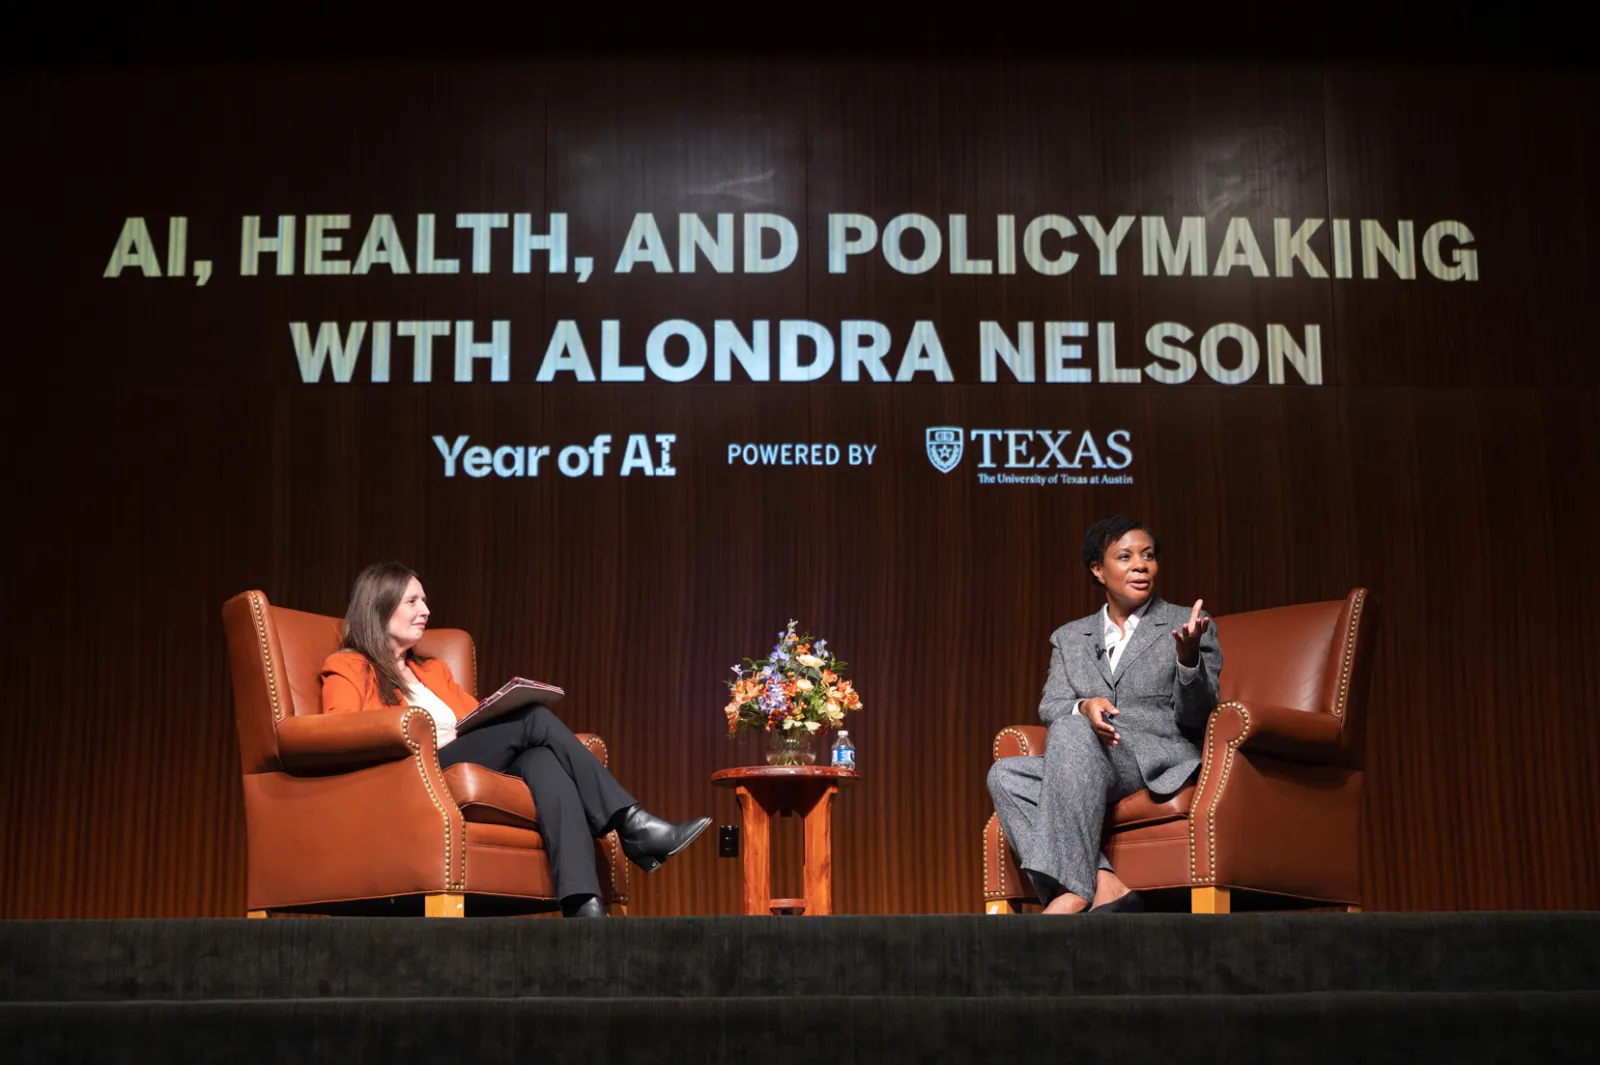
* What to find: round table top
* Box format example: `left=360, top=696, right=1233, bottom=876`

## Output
left=710, top=765, right=861, bottom=785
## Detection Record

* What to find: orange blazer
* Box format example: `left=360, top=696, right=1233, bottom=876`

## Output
left=319, top=651, right=479, bottom=719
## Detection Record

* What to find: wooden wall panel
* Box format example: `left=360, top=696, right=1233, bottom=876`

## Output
left=1, top=60, right=1596, bottom=918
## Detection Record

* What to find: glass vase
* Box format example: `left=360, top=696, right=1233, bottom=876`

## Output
left=763, top=728, right=821, bottom=767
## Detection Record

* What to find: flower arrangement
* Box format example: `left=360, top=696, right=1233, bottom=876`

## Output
left=725, top=619, right=863, bottom=740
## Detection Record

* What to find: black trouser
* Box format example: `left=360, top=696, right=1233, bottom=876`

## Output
left=437, top=705, right=636, bottom=902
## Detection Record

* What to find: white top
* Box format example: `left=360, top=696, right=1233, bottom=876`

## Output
left=406, top=679, right=459, bottom=748
left=1102, top=600, right=1152, bottom=672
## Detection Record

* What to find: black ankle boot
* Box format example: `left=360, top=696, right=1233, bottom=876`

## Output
left=613, top=805, right=713, bottom=873
left=561, top=894, right=605, bottom=918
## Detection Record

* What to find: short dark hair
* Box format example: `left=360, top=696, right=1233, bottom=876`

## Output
left=1081, top=516, right=1162, bottom=584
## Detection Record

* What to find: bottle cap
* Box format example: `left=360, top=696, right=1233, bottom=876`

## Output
left=838, top=730, right=849, bottom=736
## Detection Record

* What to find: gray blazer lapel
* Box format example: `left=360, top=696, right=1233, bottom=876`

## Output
left=1080, top=615, right=1114, bottom=687
left=1114, top=596, right=1171, bottom=679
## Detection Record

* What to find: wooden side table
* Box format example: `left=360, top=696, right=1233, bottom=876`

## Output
left=710, top=765, right=859, bottom=916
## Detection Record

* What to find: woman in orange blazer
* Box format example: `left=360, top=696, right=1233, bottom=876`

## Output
left=320, top=561, right=711, bottom=918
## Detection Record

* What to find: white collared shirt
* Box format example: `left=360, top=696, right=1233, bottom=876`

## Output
left=1102, top=600, right=1152, bottom=673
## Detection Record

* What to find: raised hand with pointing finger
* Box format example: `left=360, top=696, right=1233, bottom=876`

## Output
left=1171, top=598, right=1211, bottom=669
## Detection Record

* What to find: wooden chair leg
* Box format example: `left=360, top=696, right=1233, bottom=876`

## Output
left=985, top=899, right=1039, bottom=914
left=246, top=910, right=267, bottom=919
left=1191, top=886, right=1231, bottom=913
left=606, top=904, right=628, bottom=917
left=424, top=892, right=464, bottom=917
left=1347, top=904, right=1363, bottom=913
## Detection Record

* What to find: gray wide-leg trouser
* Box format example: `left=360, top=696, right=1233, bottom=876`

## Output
left=986, top=713, right=1147, bottom=905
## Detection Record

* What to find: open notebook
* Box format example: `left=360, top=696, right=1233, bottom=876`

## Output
left=454, top=677, right=566, bottom=734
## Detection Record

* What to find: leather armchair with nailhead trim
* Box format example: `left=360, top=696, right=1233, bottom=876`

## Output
left=223, top=590, right=628, bottom=917
left=983, top=588, right=1377, bottom=914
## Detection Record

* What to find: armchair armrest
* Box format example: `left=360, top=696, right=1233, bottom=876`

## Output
left=992, top=725, right=1047, bottom=760
left=574, top=732, right=609, bottom=767
left=1206, top=699, right=1344, bottom=764
left=994, top=702, right=1343, bottom=767
left=276, top=707, right=440, bottom=772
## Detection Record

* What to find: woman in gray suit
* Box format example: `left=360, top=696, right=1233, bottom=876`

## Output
left=987, top=515, right=1222, bottom=914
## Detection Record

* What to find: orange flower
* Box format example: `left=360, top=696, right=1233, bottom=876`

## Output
left=821, top=669, right=837, bottom=684
left=797, top=642, right=811, bottom=654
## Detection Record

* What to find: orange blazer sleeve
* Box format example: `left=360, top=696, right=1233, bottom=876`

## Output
left=319, top=651, right=378, bottom=714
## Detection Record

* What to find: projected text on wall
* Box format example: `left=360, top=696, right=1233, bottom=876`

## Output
left=101, top=209, right=1480, bottom=388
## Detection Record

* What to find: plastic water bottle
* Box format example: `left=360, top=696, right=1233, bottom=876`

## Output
left=831, top=729, right=856, bottom=770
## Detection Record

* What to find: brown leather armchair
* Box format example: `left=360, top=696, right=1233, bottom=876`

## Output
left=222, top=590, right=627, bottom=917
left=983, top=588, right=1377, bottom=914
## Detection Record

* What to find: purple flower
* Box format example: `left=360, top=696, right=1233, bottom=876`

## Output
left=759, top=679, right=788, bottom=714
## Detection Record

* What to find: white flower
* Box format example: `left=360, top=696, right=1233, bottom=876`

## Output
left=795, top=654, right=825, bottom=669
left=804, top=720, right=821, bottom=733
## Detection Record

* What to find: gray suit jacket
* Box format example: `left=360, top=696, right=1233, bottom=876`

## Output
left=1038, top=596, right=1223, bottom=796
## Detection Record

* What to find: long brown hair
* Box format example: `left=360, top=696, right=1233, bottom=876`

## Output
left=340, top=561, right=429, bottom=706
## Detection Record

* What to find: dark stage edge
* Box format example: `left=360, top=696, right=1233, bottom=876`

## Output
left=3, top=914, right=1597, bottom=1063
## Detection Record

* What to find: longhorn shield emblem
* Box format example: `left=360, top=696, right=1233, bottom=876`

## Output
left=925, top=427, right=964, bottom=473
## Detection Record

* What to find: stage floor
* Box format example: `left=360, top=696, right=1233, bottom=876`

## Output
left=4, top=913, right=1597, bottom=1063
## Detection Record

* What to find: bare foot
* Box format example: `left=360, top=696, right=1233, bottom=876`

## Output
left=1042, top=892, right=1091, bottom=915
left=1091, top=869, right=1131, bottom=909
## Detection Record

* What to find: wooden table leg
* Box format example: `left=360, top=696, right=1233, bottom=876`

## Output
left=736, top=785, right=771, bottom=916
left=802, top=785, right=838, bottom=916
